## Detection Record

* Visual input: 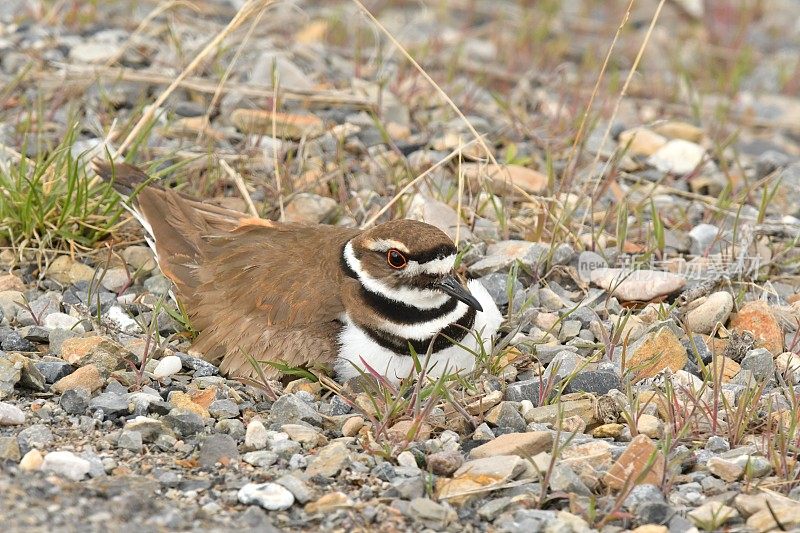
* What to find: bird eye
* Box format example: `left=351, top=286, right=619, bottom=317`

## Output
left=386, top=249, right=407, bottom=269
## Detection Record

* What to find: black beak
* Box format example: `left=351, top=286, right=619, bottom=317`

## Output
left=437, top=275, right=483, bottom=312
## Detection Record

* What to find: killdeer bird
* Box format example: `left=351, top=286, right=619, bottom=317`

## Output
left=93, top=162, right=502, bottom=383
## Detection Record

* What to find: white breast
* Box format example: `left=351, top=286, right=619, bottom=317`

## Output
left=335, top=279, right=503, bottom=384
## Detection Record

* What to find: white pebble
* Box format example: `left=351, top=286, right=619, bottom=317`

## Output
left=42, top=451, right=91, bottom=481
left=43, top=312, right=85, bottom=332
left=397, top=450, right=418, bottom=469
left=238, top=482, right=295, bottom=510
left=153, top=355, right=182, bottom=379
left=245, top=419, right=268, bottom=450
left=106, top=305, right=141, bottom=334
left=0, top=402, right=25, bottom=425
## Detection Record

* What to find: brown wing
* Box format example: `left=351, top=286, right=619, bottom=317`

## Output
left=187, top=223, right=360, bottom=378
left=94, top=161, right=360, bottom=379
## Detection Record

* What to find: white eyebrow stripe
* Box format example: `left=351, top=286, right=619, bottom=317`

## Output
left=364, top=238, right=409, bottom=254
left=402, top=254, right=457, bottom=276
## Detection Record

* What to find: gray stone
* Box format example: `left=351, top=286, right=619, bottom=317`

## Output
left=0, top=357, right=20, bottom=399
left=34, top=359, right=74, bottom=383
left=388, top=477, right=425, bottom=500
left=624, top=483, right=666, bottom=510
left=18, top=325, right=51, bottom=342
left=48, top=329, right=80, bottom=355
left=549, top=464, right=591, bottom=496
left=163, top=409, right=205, bottom=437
left=117, top=430, right=143, bottom=453
left=275, top=474, right=314, bottom=504
left=328, top=395, right=351, bottom=415
left=144, top=274, right=173, bottom=296
left=487, top=402, right=526, bottom=431
left=198, top=434, right=239, bottom=467
left=41, top=451, right=91, bottom=481
left=505, top=379, right=543, bottom=402
left=88, top=392, right=129, bottom=418
left=1, top=332, right=35, bottom=352
left=60, top=388, right=90, bottom=415
left=176, top=352, right=217, bottom=377
left=426, top=450, right=464, bottom=476
left=209, top=399, right=239, bottom=419
left=577, top=251, right=608, bottom=282
left=124, top=416, right=168, bottom=442
left=242, top=450, right=278, bottom=467
left=564, top=370, right=622, bottom=395
left=705, top=435, right=730, bottom=453
left=269, top=394, right=322, bottom=427
left=477, top=273, right=524, bottom=307
left=17, top=423, right=53, bottom=453
left=740, top=348, right=776, bottom=381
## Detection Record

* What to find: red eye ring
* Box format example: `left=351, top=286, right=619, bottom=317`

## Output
left=387, top=249, right=408, bottom=269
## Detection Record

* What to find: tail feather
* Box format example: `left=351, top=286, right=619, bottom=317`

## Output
left=92, top=159, right=249, bottom=296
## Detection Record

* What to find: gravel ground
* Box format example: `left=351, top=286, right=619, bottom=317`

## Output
left=3, top=1, right=800, bottom=531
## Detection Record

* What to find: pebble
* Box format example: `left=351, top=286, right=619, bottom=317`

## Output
left=0, top=401, right=25, bottom=424
left=685, top=291, right=733, bottom=334
left=648, top=139, right=707, bottom=174
left=42, top=451, right=91, bottom=481
left=153, top=355, right=182, bottom=379
left=238, top=482, right=295, bottom=511
left=590, top=268, right=685, bottom=301
left=245, top=419, right=268, bottom=450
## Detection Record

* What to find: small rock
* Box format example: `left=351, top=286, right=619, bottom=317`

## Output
left=19, top=449, right=43, bottom=471
left=232, top=109, right=323, bottom=139
left=46, top=256, right=95, bottom=285
left=648, top=139, right=707, bottom=174
left=0, top=401, right=25, bottom=425
left=305, top=491, right=354, bottom=514
left=341, top=416, right=364, bottom=437
left=162, top=409, right=205, bottom=437
left=564, top=370, right=621, bottom=395
left=618, top=127, right=667, bottom=156
left=153, top=355, right=182, bottom=379
left=283, top=193, right=337, bottom=224
left=282, top=424, right=320, bottom=445
left=485, top=402, right=526, bottom=431
left=198, top=434, right=239, bottom=467
left=59, top=388, right=90, bottom=415
left=729, top=301, right=784, bottom=355
left=427, top=450, right=464, bottom=476
left=121, top=246, right=157, bottom=271
left=209, top=399, right=239, bottom=420
left=688, top=501, right=737, bottom=528
left=590, top=268, right=685, bottom=301
left=52, top=364, right=104, bottom=393
left=43, top=312, right=84, bottom=332
left=636, top=414, right=663, bottom=439
left=604, top=435, right=665, bottom=491
left=275, top=474, right=314, bottom=504
left=117, top=430, right=143, bottom=453
left=469, top=431, right=552, bottom=459
left=685, top=291, right=733, bottom=334
left=238, top=482, right=295, bottom=511
left=408, top=497, right=456, bottom=528
left=42, top=451, right=91, bottom=481
left=269, top=394, right=322, bottom=427
left=625, top=326, right=687, bottom=382
left=740, top=348, right=776, bottom=381
left=245, top=419, right=268, bottom=450
left=0, top=436, right=20, bottom=461
left=242, top=451, right=278, bottom=467
left=306, top=441, right=351, bottom=478
left=17, top=424, right=53, bottom=454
